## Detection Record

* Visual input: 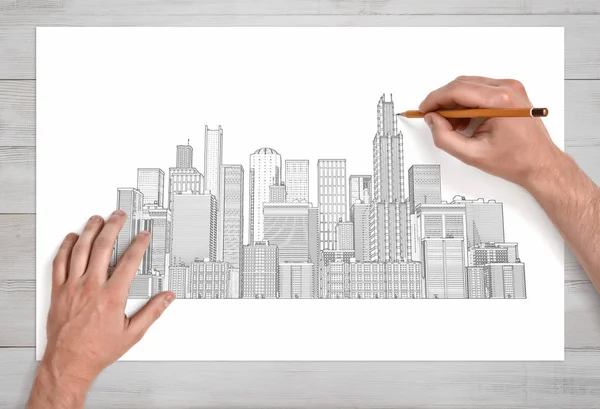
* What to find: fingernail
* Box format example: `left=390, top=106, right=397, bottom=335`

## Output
left=424, top=115, right=433, bottom=128
left=112, top=210, right=125, bottom=217
left=138, top=230, right=150, bottom=237
left=164, top=294, right=175, bottom=307
left=90, top=215, right=102, bottom=223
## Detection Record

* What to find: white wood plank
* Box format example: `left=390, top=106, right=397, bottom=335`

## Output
left=0, top=280, right=34, bottom=346
left=2, top=17, right=600, bottom=80
left=1, top=347, right=600, bottom=408
left=1, top=278, right=596, bottom=348
left=2, top=0, right=600, bottom=17
left=0, top=214, right=34, bottom=281
left=0, top=80, right=34, bottom=145
left=0, top=27, right=34, bottom=79
left=0, top=147, right=35, bottom=213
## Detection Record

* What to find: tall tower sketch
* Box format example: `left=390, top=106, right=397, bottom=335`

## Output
left=171, top=192, right=218, bottom=265
left=137, top=168, right=165, bottom=207
left=285, top=159, right=309, bottom=203
left=373, top=94, right=404, bottom=202
left=317, top=159, right=347, bottom=250
left=249, top=148, right=281, bottom=243
left=351, top=201, right=370, bottom=261
left=219, top=165, right=244, bottom=267
left=204, top=126, right=223, bottom=199
left=143, top=204, right=172, bottom=275
left=349, top=175, right=372, bottom=206
left=408, top=165, right=441, bottom=213
left=113, top=188, right=143, bottom=268
left=176, top=143, right=193, bottom=168
left=169, top=144, right=203, bottom=211
left=219, top=165, right=244, bottom=298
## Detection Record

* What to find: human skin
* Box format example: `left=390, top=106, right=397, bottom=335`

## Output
left=27, top=76, right=600, bottom=408
left=420, top=76, right=600, bottom=292
left=27, top=210, right=175, bottom=409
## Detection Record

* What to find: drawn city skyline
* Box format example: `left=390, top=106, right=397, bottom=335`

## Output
left=112, top=94, right=527, bottom=300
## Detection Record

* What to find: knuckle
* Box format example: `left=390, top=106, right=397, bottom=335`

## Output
left=93, top=235, right=112, bottom=250
left=504, top=79, right=525, bottom=91
left=153, top=308, right=163, bottom=322
left=497, top=90, right=511, bottom=104
left=71, top=243, right=88, bottom=257
left=455, top=75, right=468, bottom=82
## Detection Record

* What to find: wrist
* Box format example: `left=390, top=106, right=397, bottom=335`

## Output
left=27, top=358, right=92, bottom=409
left=519, top=144, right=569, bottom=194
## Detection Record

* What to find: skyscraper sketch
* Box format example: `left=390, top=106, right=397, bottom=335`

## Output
left=408, top=165, right=441, bottom=213
left=279, top=262, right=315, bottom=299
left=373, top=94, right=404, bottom=203
left=176, top=144, right=193, bottom=168
left=137, top=168, right=165, bottom=207
left=204, top=126, right=223, bottom=199
left=249, top=148, right=281, bottom=243
left=285, top=159, right=309, bottom=203
left=143, top=204, right=171, bottom=275
left=242, top=241, right=278, bottom=299
left=318, top=159, right=347, bottom=250
left=350, top=202, right=370, bottom=262
left=269, top=183, right=287, bottom=203
left=335, top=220, right=354, bottom=251
left=349, top=175, right=372, bottom=206
left=263, top=202, right=311, bottom=262
left=113, top=188, right=143, bottom=269
left=171, top=192, right=217, bottom=265
left=114, top=93, right=526, bottom=300
left=451, top=196, right=505, bottom=247
left=219, top=165, right=244, bottom=299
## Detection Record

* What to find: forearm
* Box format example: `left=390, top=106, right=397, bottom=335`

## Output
left=524, top=148, right=600, bottom=291
left=27, top=361, right=90, bottom=409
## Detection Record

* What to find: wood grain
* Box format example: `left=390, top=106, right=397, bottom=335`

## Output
left=2, top=17, right=600, bottom=80
left=0, top=147, right=35, bottom=213
left=2, top=347, right=600, bottom=408
left=1, top=0, right=600, bottom=17
left=0, top=80, right=34, bottom=145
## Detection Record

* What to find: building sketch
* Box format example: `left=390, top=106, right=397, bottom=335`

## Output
left=285, top=160, right=309, bottom=203
left=113, top=95, right=527, bottom=300
left=318, top=159, right=347, bottom=251
left=249, top=148, right=281, bottom=243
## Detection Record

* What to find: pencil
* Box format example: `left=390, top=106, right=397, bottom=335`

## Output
left=397, top=108, right=549, bottom=119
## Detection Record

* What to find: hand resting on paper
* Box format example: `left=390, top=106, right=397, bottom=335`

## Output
left=420, top=75, right=600, bottom=293
left=27, top=211, right=175, bottom=409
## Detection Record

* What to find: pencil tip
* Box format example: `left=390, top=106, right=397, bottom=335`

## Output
left=397, top=112, right=406, bottom=117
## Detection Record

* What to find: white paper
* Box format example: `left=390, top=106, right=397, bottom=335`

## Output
left=36, top=27, right=564, bottom=360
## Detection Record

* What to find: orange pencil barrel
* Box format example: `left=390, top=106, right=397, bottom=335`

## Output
left=399, top=108, right=548, bottom=119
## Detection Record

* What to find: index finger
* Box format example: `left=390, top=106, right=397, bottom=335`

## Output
left=419, top=80, right=510, bottom=113
left=106, top=231, right=151, bottom=300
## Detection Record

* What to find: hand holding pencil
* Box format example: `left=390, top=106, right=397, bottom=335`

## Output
left=416, top=76, right=559, bottom=189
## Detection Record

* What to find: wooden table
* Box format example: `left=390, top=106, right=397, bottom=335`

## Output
left=1, top=1, right=600, bottom=407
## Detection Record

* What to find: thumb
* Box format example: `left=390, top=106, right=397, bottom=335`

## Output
left=425, top=113, right=480, bottom=164
left=127, top=291, right=175, bottom=341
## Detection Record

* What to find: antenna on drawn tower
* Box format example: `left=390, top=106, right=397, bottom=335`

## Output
left=187, top=138, right=190, bottom=146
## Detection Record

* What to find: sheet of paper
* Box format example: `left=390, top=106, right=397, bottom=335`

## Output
left=36, top=27, right=564, bottom=360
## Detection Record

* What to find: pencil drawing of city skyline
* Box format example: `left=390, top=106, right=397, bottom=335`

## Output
left=112, top=94, right=527, bottom=300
